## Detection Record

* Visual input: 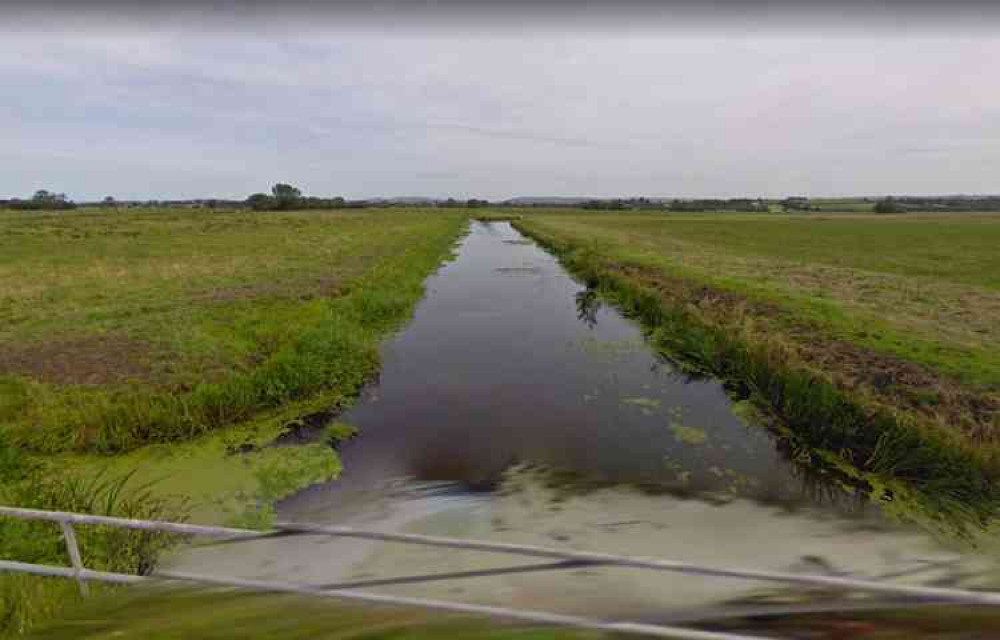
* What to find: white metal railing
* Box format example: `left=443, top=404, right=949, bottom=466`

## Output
left=2, top=505, right=999, bottom=639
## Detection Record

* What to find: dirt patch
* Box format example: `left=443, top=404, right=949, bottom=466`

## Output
left=195, top=276, right=350, bottom=304
left=614, top=263, right=1000, bottom=443
left=0, top=334, right=156, bottom=385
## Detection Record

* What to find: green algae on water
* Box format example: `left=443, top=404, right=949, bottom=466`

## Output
left=670, top=423, right=708, bottom=445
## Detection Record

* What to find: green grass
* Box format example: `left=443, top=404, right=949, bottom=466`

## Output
left=0, top=207, right=467, bottom=453
left=511, top=212, right=1000, bottom=390
left=597, top=212, right=1000, bottom=288
left=24, top=582, right=1000, bottom=640
left=0, top=206, right=469, bottom=636
left=0, top=431, right=187, bottom=637
left=24, top=587, right=606, bottom=640
left=511, top=211, right=1000, bottom=533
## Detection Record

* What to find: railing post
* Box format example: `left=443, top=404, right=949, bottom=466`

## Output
left=60, top=522, right=89, bottom=597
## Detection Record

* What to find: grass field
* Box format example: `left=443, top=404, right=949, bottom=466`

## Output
left=0, top=206, right=468, bottom=636
left=0, top=207, right=466, bottom=453
left=514, top=210, right=1000, bottom=525
left=516, top=211, right=1000, bottom=394
left=4, top=205, right=1000, bottom=635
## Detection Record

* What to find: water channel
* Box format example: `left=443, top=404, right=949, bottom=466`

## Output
left=169, top=221, right=995, bottom=630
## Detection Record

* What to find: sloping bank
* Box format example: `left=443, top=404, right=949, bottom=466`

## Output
left=512, top=218, right=1000, bottom=534
left=0, top=211, right=469, bottom=637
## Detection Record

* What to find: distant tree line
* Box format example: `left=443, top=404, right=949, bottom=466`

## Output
left=579, top=197, right=767, bottom=212
left=874, top=197, right=903, bottom=214
left=874, top=195, right=1000, bottom=213
left=246, top=183, right=352, bottom=211
left=5, top=190, right=77, bottom=211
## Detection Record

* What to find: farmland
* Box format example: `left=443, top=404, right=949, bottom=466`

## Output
left=514, top=211, right=1000, bottom=519
left=3, top=205, right=1000, bottom=637
left=0, top=207, right=466, bottom=454
left=0, top=206, right=467, bottom=634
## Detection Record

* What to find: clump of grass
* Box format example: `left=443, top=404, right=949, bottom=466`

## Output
left=516, top=221, right=1000, bottom=529
left=323, top=422, right=358, bottom=447
left=1, top=432, right=188, bottom=636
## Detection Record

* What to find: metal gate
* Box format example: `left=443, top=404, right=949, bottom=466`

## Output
left=3, top=505, right=999, bottom=640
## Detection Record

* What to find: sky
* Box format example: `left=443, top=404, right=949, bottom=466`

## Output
left=2, top=5, right=1000, bottom=201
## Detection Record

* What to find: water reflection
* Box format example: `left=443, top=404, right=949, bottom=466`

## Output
left=168, top=222, right=995, bottom=630
left=575, top=287, right=602, bottom=329
left=283, top=221, right=880, bottom=517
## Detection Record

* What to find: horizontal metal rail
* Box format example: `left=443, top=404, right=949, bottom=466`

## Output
left=2, top=505, right=998, bottom=639
left=0, top=559, right=762, bottom=640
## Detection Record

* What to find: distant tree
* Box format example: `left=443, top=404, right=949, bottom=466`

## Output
left=781, top=197, right=812, bottom=212
left=246, top=193, right=276, bottom=211
left=874, top=197, right=902, bottom=214
left=102, top=196, right=116, bottom=207
left=10, top=189, right=75, bottom=210
left=33, top=190, right=68, bottom=204
left=271, top=183, right=302, bottom=210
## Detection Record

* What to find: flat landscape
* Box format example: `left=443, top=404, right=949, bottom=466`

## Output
left=0, top=206, right=467, bottom=634
left=3, top=205, right=1000, bottom=637
left=517, top=211, right=1000, bottom=389
left=516, top=211, right=1000, bottom=513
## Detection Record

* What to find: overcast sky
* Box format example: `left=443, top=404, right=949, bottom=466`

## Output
left=2, top=19, right=999, bottom=200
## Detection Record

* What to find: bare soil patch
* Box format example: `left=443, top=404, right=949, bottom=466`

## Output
left=0, top=334, right=155, bottom=385
left=194, top=275, right=352, bottom=304
left=615, top=263, right=1000, bottom=443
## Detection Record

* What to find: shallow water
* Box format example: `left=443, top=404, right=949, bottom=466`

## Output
left=169, top=222, right=996, bottom=627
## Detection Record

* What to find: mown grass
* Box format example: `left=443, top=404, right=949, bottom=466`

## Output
left=512, top=212, right=1000, bottom=532
left=0, top=207, right=467, bottom=453
left=0, top=206, right=469, bottom=636
left=510, top=212, right=1000, bottom=390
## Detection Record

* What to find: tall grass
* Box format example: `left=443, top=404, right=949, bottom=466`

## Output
left=1, top=433, right=187, bottom=637
left=515, top=221, right=1000, bottom=527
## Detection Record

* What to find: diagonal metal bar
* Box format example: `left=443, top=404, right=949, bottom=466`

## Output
left=272, top=520, right=1000, bottom=606
left=59, top=522, right=89, bottom=598
left=0, top=560, right=770, bottom=639
left=154, top=568, right=771, bottom=640
left=3, top=506, right=1000, bottom=607
left=316, top=559, right=599, bottom=591
left=0, top=506, right=253, bottom=539
left=187, top=529, right=307, bottom=548
left=0, top=560, right=145, bottom=585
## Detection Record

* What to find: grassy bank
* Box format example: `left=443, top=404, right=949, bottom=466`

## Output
left=0, top=207, right=467, bottom=454
left=24, top=586, right=606, bottom=640
left=24, top=583, right=1000, bottom=639
left=0, top=206, right=468, bottom=635
left=512, top=211, right=1000, bottom=529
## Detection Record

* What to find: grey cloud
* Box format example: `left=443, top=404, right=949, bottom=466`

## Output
left=1, top=32, right=999, bottom=200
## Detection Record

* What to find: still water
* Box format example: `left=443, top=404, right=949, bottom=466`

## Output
left=170, top=222, right=994, bottom=629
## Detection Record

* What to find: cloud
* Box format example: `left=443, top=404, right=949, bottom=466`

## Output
left=1, top=31, right=999, bottom=200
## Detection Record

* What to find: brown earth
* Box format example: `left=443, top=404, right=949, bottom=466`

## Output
left=614, top=263, right=1000, bottom=444
left=193, top=275, right=351, bottom=304
left=0, top=335, right=155, bottom=386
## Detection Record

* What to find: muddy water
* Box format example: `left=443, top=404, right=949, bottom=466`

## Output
left=168, top=222, right=995, bottom=626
